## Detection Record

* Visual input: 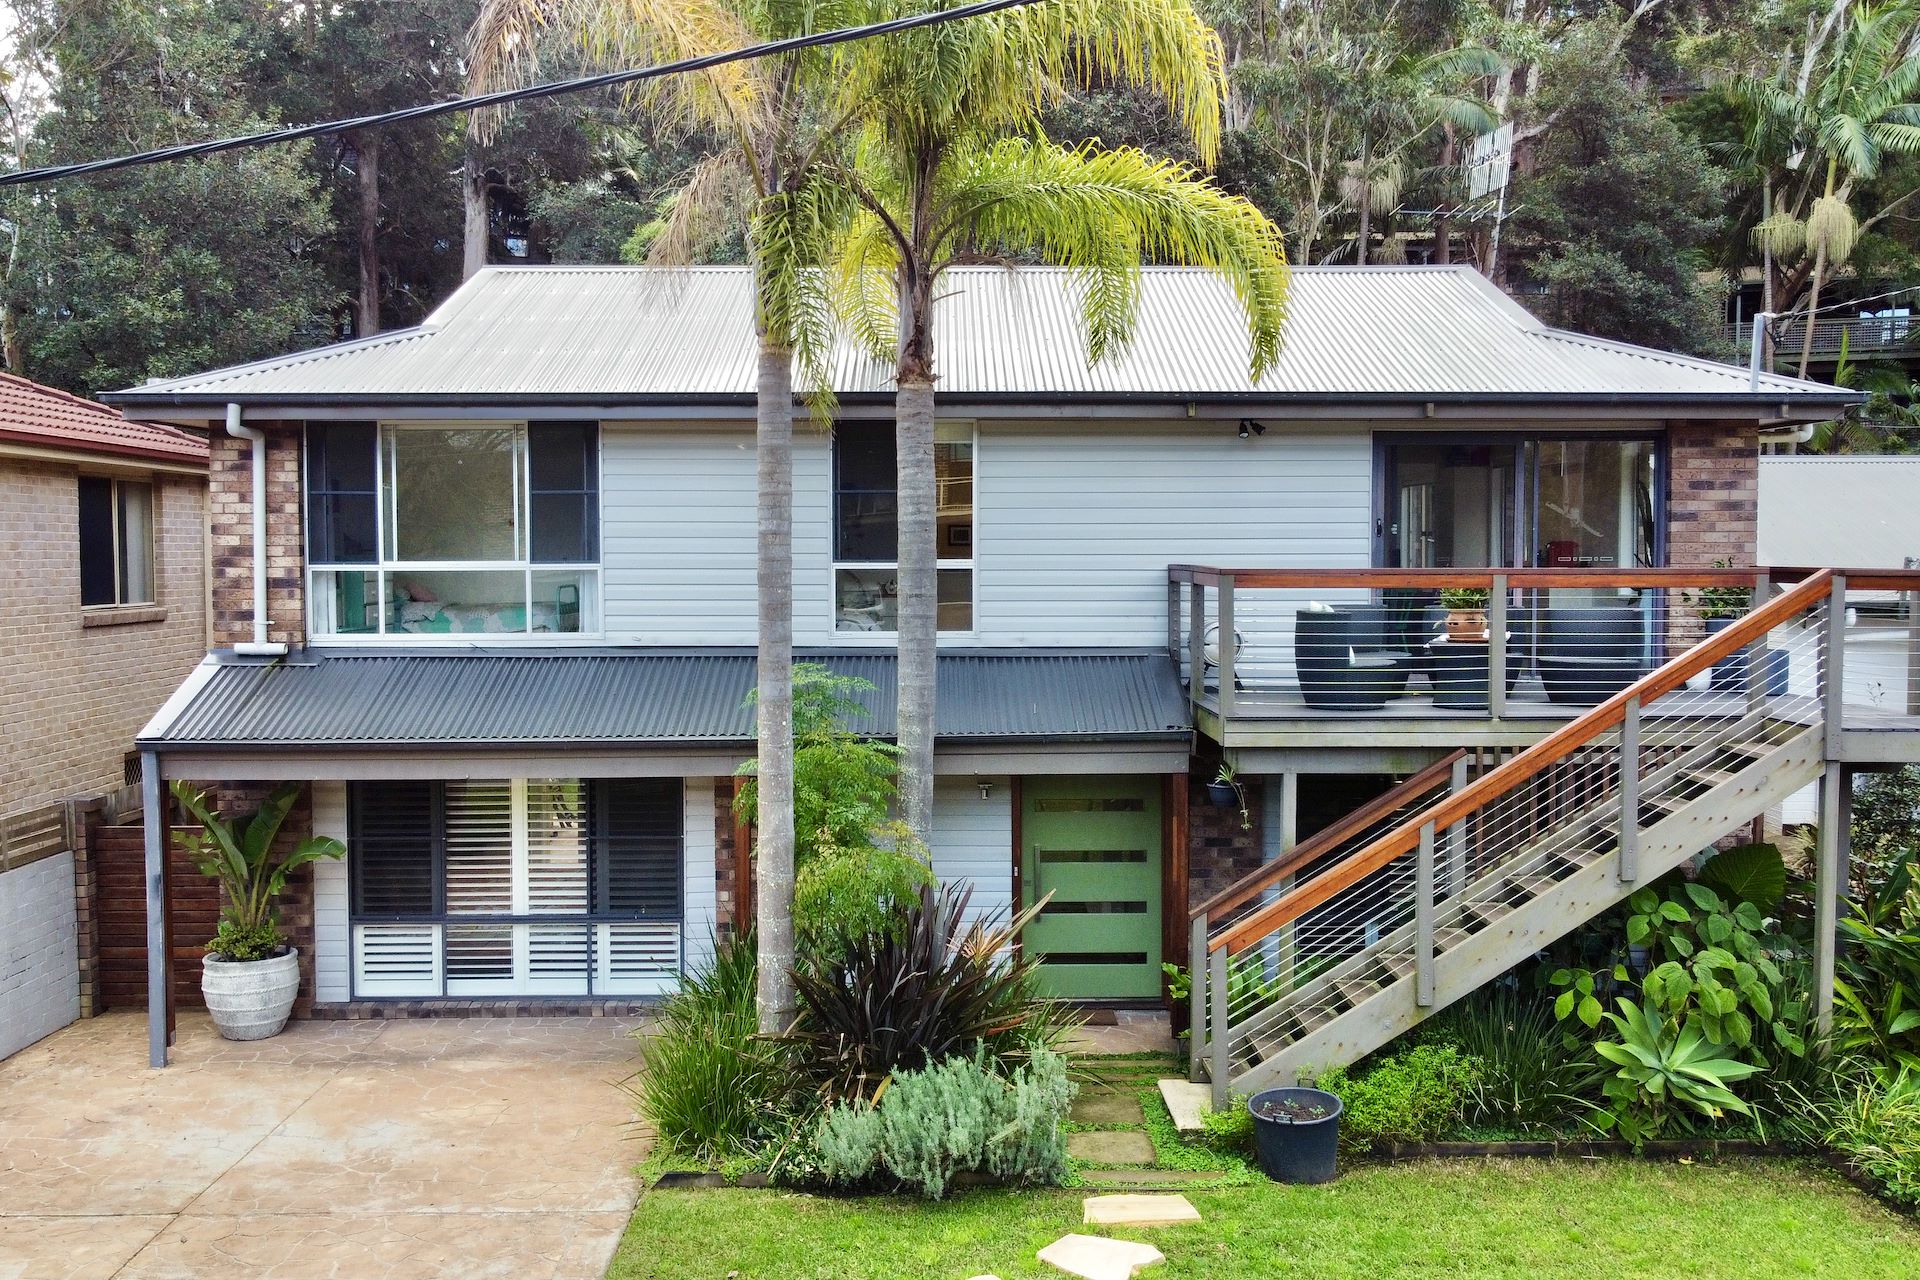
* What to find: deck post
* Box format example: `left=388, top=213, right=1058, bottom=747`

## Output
left=1217, top=574, right=1236, bottom=719
left=1187, top=579, right=1205, bottom=704
left=1618, top=696, right=1641, bottom=883
left=1823, top=573, right=1847, bottom=761
left=1209, top=942, right=1230, bottom=1109
left=1444, top=755, right=1469, bottom=896
left=1906, top=572, right=1919, bottom=718
left=1814, top=763, right=1851, bottom=1039
left=1188, top=913, right=1207, bottom=1084
left=1274, top=771, right=1299, bottom=988
left=1167, top=576, right=1182, bottom=663
left=1487, top=574, right=1508, bottom=720
left=1415, top=820, right=1436, bottom=1008
left=141, top=750, right=169, bottom=1069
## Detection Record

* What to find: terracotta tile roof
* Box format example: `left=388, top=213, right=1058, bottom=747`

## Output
left=0, top=371, right=208, bottom=466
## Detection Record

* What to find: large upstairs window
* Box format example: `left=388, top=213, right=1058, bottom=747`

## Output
left=832, top=421, right=975, bottom=633
left=307, top=421, right=600, bottom=638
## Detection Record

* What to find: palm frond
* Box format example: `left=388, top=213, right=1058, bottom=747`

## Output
left=647, top=150, right=753, bottom=267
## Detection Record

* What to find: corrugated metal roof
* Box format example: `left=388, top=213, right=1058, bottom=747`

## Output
left=1760, top=456, right=1920, bottom=568
left=107, top=265, right=1849, bottom=409
left=0, top=371, right=208, bottom=464
left=145, top=649, right=1192, bottom=749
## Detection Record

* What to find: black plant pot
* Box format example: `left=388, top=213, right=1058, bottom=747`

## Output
left=1705, top=616, right=1790, bottom=696
left=1248, top=1087, right=1343, bottom=1184
left=1205, top=781, right=1238, bottom=807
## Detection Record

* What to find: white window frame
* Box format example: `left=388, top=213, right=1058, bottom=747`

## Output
left=305, top=420, right=605, bottom=644
left=78, top=473, right=156, bottom=609
left=830, top=420, right=979, bottom=643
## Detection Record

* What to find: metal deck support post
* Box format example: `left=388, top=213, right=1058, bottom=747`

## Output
left=1814, top=763, right=1850, bottom=1039
left=1217, top=574, right=1236, bottom=719
left=1188, top=581, right=1205, bottom=704
left=141, top=750, right=169, bottom=1069
left=1619, top=696, right=1641, bottom=883
left=1209, top=942, right=1230, bottom=1109
left=1167, top=577, right=1182, bottom=663
left=1415, top=820, right=1437, bottom=1008
left=1276, top=771, right=1299, bottom=987
left=1188, top=914, right=1208, bottom=1084
left=1487, top=574, right=1508, bottom=720
left=1824, top=573, right=1848, bottom=761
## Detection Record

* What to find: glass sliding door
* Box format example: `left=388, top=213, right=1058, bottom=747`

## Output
left=1382, top=440, right=1521, bottom=569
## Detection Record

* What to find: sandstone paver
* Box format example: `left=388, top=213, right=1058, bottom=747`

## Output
left=1037, top=1234, right=1165, bottom=1280
left=1081, top=1194, right=1201, bottom=1227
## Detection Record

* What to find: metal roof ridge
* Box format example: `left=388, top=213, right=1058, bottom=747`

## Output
left=103, top=326, right=435, bottom=401
left=1533, top=325, right=1861, bottom=397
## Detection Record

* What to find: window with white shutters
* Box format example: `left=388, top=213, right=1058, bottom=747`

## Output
left=347, top=777, right=683, bottom=998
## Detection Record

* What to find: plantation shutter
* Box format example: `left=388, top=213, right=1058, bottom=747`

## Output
left=591, top=780, right=682, bottom=919
left=442, top=781, right=514, bottom=983
left=351, top=780, right=438, bottom=916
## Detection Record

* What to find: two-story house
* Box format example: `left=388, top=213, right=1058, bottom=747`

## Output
left=110, top=264, right=1879, bottom=1073
left=0, top=373, right=207, bottom=1060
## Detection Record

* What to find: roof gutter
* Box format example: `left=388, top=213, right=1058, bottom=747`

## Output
left=226, top=403, right=287, bottom=657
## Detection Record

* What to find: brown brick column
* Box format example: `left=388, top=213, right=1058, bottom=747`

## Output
left=1667, top=421, right=1759, bottom=650
left=1186, top=774, right=1265, bottom=907
left=209, top=424, right=305, bottom=649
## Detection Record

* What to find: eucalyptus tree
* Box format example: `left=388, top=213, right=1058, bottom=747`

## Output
left=1741, top=1, right=1920, bottom=377
left=826, top=0, right=1290, bottom=842
left=470, top=0, right=856, bottom=1033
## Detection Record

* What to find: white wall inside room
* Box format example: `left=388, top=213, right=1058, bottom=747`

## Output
left=0, top=852, right=80, bottom=1060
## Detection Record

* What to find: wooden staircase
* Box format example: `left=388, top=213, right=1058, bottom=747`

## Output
left=1185, top=571, right=1843, bottom=1106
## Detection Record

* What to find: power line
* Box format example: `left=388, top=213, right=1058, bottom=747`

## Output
left=0, top=0, right=1047, bottom=189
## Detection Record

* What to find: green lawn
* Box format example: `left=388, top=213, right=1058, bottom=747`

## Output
left=609, top=1158, right=1919, bottom=1280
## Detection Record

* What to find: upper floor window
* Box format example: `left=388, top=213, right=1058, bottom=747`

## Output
left=833, top=421, right=974, bottom=633
left=306, top=421, right=600, bottom=638
left=78, top=475, right=154, bottom=607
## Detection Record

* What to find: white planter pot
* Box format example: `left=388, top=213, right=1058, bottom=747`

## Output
left=201, top=948, right=301, bottom=1041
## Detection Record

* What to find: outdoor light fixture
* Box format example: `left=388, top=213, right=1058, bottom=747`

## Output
left=976, top=777, right=994, bottom=799
left=1238, top=418, right=1266, bottom=439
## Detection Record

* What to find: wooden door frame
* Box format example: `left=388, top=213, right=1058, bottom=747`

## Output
left=1160, top=771, right=1190, bottom=1011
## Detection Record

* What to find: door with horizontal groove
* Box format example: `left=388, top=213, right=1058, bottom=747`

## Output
left=1020, top=777, right=1163, bottom=999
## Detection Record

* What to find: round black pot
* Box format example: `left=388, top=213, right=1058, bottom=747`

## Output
left=1248, top=1087, right=1343, bottom=1184
left=1205, top=780, right=1238, bottom=807
left=1704, top=615, right=1790, bottom=696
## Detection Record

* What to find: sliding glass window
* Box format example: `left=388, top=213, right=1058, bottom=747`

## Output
left=832, top=421, right=975, bottom=633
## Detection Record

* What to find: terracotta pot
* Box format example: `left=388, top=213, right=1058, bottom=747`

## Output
left=1444, top=609, right=1489, bottom=643
left=201, top=948, right=300, bottom=1041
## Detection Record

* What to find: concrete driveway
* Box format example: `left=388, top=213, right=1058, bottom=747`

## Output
left=0, top=1010, right=648, bottom=1280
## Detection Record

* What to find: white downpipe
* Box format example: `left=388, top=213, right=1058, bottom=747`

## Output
left=226, top=402, right=288, bottom=656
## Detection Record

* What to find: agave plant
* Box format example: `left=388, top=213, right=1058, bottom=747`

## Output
left=1590, top=998, right=1759, bottom=1146
left=787, top=883, right=1077, bottom=1103
left=171, top=781, right=345, bottom=961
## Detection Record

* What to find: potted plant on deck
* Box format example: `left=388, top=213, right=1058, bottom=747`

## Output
left=171, top=781, right=346, bottom=1041
left=1439, top=586, right=1490, bottom=642
left=1684, top=564, right=1787, bottom=696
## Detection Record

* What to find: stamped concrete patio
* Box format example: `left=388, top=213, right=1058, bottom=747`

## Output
left=0, top=1010, right=648, bottom=1280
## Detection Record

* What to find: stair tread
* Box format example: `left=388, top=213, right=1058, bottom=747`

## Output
left=1506, top=873, right=1558, bottom=898
left=1724, top=740, right=1778, bottom=758
left=1334, top=977, right=1381, bottom=1006
left=1685, top=766, right=1742, bottom=786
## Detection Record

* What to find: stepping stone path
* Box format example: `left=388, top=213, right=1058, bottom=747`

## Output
left=1082, top=1193, right=1202, bottom=1226
left=1066, top=1129, right=1158, bottom=1167
left=1037, top=1234, right=1166, bottom=1280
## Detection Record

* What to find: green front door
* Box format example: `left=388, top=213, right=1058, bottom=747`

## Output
left=1020, top=777, right=1164, bottom=1000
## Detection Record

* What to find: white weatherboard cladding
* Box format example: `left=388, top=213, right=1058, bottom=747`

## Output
left=931, top=777, right=1013, bottom=923
left=681, top=777, right=718, bottom=976
left=313, top=781, right=349, bottom=1004
left=598, top=420, right=1372, bottom=649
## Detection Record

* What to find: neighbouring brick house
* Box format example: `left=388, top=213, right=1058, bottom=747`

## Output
left=102, top=264, right=1851, bottom=1061
left=0, top=373, right=207, bottom=1058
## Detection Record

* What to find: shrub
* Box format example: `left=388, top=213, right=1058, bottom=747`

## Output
left=735, top=664, right=901, bottom=864
left=1314, top=1044, right=1480, bottom=1151
left=811, top=1048, right=1075, bottom=1198
left=789, top=883, right=1077, bottom=1101
left=1835, top=852, right=1920, bottom=1079
left=629, top=932, right=801, bottom=1161
left=1821, top=1068, right=1920, bottom=1210
left=1199, top=1097, right=1255, bottom=1154
left=794, top=824, right=934, bottom=967
left=1431, top=983, right=1598, bottom=1130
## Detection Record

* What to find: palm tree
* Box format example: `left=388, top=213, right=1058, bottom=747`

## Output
left=469, top=0, right=854, bottom=1033
left=825, top=0, right=1290, bottom=841
left=1741, top=1, right=1920, bottom=378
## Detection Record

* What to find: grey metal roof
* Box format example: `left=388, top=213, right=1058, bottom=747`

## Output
left=1759, top=456, right=1920, bottom=569
left=144, top=649, right=1192, bottom=750
left=107, top=265, right=1851, bottom=411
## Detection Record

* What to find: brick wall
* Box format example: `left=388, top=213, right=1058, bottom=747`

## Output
left=0, top=853, right=80, bottom=1058
left=1667, top=421, right=1760, bottom=648
left=209, top=424, right=305, bottom=648
left=1187, top=775, right=1265, bottom=906
left=714, top=778, right=745, bottom=939
left=0, top=458, right=206, bottom=815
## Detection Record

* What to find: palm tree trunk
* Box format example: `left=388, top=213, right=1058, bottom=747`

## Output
left=1798, top=169, right=1837, bottom=381
left=895, top=368, right=938, bottom=841
left=753, top=333, right=797, bottom=1033
left=1434, top=129, right=1455, bottom=265
left=355, top=132, right=381, bottom=336
left=1355, top=137, right=1371, bottom=266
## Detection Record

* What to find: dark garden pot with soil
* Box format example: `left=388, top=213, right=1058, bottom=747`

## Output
left=1205, top=781, right=1238, bottom=807
left=1248, top=1087, right=1343, bottom=1184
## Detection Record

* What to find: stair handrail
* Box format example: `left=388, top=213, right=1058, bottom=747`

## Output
left=1209, top=568, right=1838, bottom=957
left=1188, top=749, right=1467, bottom=926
